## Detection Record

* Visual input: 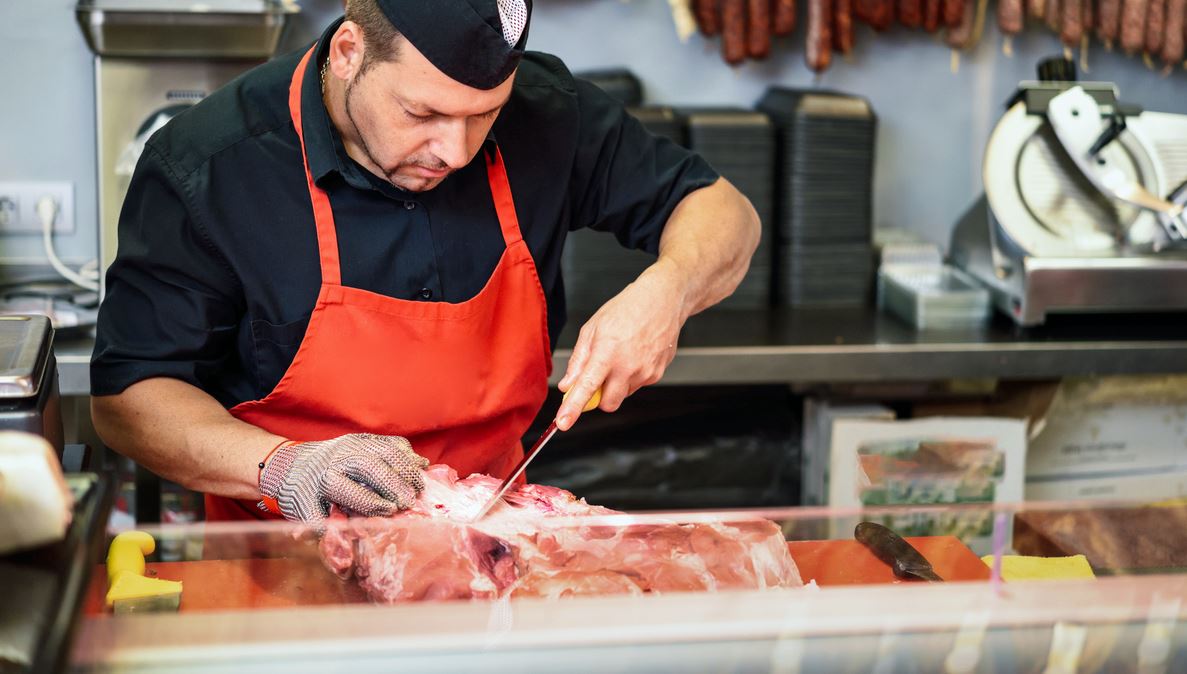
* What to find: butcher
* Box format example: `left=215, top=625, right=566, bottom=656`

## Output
left=90, top=0, right=759, bottom=523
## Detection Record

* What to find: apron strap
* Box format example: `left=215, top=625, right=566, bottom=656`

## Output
left=485, top=146, right=524, bottom=247
left=288, top=46, right=343, bottom=287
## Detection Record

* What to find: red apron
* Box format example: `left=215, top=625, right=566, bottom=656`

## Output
left=205, top=47, right=551, bottom=521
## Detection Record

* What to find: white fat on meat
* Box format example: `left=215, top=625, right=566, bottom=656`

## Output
left=321, top=464, right=803, bottom=603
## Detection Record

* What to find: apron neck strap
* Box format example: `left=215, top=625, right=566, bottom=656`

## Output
left=288, top=46, right=342, bottom=286
left=485, top=145, right=524, bottom=247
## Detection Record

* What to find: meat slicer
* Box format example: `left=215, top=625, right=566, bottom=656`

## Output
left=950, top=58, right=1187, bottom=326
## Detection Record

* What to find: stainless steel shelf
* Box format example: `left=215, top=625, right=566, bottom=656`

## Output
left=55, top=307, right=1187, bottom=397
left=549, top=307, right=1187, bottom=385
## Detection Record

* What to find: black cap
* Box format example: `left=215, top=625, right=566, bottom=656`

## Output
left=375, top=0, right=531, bottom=90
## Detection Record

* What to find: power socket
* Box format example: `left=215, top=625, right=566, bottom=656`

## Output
left=0, top=181, right=74, bottom=235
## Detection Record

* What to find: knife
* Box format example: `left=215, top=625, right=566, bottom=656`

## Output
left=469, top=388, right=602, bottom=521
left=854, top=521, right=944, bottom=582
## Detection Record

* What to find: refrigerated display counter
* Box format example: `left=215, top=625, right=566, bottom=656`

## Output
left=70, top=500, right=1187, bottom=673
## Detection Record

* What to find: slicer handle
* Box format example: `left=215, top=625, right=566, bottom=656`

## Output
left=1087, top=114, right=1127, bottom=158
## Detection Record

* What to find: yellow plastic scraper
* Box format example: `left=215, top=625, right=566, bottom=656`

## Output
left=105, top=531, right=182, bottom=613
left=471, top=388, right=602, bottom=521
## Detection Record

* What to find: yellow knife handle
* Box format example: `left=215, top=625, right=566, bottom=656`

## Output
left=107, top=531, right=156, bottom=584
left=562, top=387, right=602, bottom=413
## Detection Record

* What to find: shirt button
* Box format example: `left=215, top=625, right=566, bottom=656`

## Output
left=419, top=288, right=433, bottom=300
left=404, top=201, right=416, bottom=210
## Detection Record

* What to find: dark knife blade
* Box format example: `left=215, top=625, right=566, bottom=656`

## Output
left=854, top=521, right=944, bottom=582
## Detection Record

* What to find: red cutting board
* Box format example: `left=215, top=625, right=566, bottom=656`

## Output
left=83, top=557, right=367, bottom=615
left=788, top=535, right=991, bottom=585
left=83, top=535, right=987, bottom=614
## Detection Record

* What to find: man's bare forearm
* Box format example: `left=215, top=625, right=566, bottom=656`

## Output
left=652, top=177, right=761, bottom=320
left=91, top=378, right=286, bottom=500
left=555, top=178, right=761, bottom=426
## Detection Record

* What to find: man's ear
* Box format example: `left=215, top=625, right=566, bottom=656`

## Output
left=328, top=21, right=366, bottom=82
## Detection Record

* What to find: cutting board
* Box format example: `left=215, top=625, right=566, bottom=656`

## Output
left=789, top=535, right=991, bottom=585
left=83, top=557, right=367, bottom=615
left=84, top=535, right=987, bottom=614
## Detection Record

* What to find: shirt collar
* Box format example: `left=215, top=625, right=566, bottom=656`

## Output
left=299, top=18, right=499, bottom=196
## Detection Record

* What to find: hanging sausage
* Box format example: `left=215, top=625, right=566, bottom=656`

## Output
left=836, top=0, right=856, bottom=52
left=1120, top=0, right=1150, bottom=54
left=1145, top=0, right=1168, bottom=56
left=1098, top=0, right=1123, bottom=47
left=1045, top=0, right=1064, bottom=33
left=1163, top=0, right=1186, bottom=67
left=899, top=0, right=925, bottom=27
left=749, top=0, right=773, bottom=58
left=944, top=0, right=965, bottom=26
left=999, top=0, right=1026, bottom=35
left=807, top=0, right=835, bottom=70
left=924, top=0, right=944, bottom=29
left=946, top=0, right=978, bottom=46
left=1061, top=0, right=1085, bottom=46
left=722, top=0, right=748, bottom=64
left=694, top=0, right=723, bottom=35
left=774, top=0, right=798, bottom=34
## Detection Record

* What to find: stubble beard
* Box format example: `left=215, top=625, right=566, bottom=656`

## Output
left=344, top=77, right=450, bottom=193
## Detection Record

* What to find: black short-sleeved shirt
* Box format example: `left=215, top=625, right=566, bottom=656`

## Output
left=91, top=18, right=719, bottom=409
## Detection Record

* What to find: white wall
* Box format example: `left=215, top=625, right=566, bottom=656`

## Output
left=0, top=0, right=97, bottom=268
left=2, top=0, right=1184, bottom=277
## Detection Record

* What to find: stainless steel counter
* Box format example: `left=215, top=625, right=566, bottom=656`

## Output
left=56, top=308, right=1187, bottom=396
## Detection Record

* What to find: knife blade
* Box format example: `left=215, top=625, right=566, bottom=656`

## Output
left=854, top=521, right=944, bottom=582
left=469, top=388, right=602, bottom=521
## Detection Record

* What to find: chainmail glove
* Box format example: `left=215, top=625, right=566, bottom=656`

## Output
left=259, top=434, right=429, bottom=523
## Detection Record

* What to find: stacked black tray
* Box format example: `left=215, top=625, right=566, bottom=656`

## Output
left=757, top=88, right=877, bottom=307
left=562, top=107, right=686, bottom=315
left=626, top=105, right=687, bottom=146
left=574, top=67, right=644, bottom=107
left=681, top=108, right=775, bottom=309
left=561, top=229, right=655, bottom=314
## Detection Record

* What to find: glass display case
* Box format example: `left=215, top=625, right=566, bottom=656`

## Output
left=70, top=499, right=1187, bottom=673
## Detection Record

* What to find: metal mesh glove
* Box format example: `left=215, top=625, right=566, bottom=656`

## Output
left=259, top=434, right=429, bottom=523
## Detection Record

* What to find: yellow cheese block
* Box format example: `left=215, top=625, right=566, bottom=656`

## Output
left=980, top=554, right=1095, bottom=581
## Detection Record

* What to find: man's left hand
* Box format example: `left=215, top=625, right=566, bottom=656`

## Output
left=555, top=258, right=688, bottom=430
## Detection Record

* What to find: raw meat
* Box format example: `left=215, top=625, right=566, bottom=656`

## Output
left=320, top=465, right=803, bottom=603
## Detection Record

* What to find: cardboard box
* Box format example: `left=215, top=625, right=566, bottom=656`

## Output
left=801, top=398, right=894, bottom=506
left=1026, top=471, right=1187, bottom=502
left=1027, top=376, right=1187, bottom=480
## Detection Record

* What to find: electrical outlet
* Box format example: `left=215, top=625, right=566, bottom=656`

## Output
left=0, top=181, right=74, bottom=235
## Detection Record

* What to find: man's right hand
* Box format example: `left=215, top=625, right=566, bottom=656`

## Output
left=259, top=434, right=429, bottom=523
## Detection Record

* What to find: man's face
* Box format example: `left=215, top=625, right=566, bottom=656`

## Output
left=340, top=36, right=515, bottom=193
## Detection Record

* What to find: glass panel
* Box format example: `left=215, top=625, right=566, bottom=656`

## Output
left=73, top=498, right=1187, bottom=671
